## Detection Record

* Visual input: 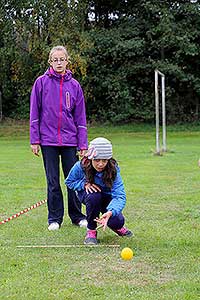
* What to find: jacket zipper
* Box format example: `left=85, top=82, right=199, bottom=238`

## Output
left=58, top=75, right=64, bottom=145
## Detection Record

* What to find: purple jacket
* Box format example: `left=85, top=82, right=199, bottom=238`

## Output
left=30, top=68, right=88, bottom=150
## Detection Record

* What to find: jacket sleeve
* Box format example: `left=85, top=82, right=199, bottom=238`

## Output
left=73, top=84, right=88, bottom=150
left=30, top=77, right=42, bottom=145
left=106, top=167, right=126, bottom=216
left=65, top=161, right=87, bottom=191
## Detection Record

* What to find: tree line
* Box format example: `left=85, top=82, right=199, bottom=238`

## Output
left=0, top=0, right=200, bottom=124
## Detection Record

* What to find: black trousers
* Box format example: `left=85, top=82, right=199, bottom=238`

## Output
left=41, top=146, right=86, bottom=225
left=78, top=190, right=124, bottom=230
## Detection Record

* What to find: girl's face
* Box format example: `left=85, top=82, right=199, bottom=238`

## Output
left=50, top=50, right=68, bottom=74
left=92, top=159, right=108, bottom=172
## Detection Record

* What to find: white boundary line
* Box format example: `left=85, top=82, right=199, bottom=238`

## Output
left=17, top=244, right=120, bottom=248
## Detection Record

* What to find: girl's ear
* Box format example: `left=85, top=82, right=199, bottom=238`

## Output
left=48, top=58, right=52, bottom=67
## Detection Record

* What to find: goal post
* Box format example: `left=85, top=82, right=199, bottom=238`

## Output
left=154, top=69, right=167, bottom=154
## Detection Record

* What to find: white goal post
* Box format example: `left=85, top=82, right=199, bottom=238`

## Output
left=155, top=69, right=167, bottom=154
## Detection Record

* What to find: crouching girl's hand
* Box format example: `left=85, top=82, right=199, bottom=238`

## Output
left=95, top=211, right=112, bottom=231
left=85, top=183, right=101, bottom=194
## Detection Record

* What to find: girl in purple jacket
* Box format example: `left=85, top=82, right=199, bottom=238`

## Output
left=65, top=137, right=133, bottom=245
left=30, top=45, right=88, bottom=230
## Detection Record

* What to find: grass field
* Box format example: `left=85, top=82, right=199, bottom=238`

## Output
left=0, top=121, right=200, bottom=300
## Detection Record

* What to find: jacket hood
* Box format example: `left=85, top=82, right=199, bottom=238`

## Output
left=45, top=67, right=72, bottom=81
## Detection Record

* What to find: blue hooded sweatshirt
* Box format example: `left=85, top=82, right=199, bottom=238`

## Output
left=65, top=161, right=126, bottom=216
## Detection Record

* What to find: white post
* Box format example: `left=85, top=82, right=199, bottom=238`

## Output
left=154, top=69, right=167, bottom=154
left=155, top=70, right=160, bottom=154
left=161, top=75, right=167, bottom=152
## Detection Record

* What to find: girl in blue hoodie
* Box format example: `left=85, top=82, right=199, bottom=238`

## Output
left=65, top=137, right=133, bottom=245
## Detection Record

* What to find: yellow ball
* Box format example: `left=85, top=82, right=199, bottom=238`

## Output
left=121, top=247, right=134, bottom=260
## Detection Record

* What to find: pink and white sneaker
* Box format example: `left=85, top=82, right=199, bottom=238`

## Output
left=113, top=226, right=133, bottom=237
left=84, top=229, right=98, bottom=245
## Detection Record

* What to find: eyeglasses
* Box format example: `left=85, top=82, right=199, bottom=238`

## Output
left=51, top=58, right=67, bottom=63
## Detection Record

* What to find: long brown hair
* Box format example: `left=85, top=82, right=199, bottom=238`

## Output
left=81, top=157, right=117, bottom=188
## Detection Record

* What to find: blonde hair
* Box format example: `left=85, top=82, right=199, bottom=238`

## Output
left=48, top=45, right=69, bottom=64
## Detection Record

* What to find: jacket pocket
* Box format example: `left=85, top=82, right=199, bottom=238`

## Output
left=66, top=91, right=71, bottom=109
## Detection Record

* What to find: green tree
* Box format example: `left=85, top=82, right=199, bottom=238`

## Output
left=84, top=0, right=200, bottom=123
left=1, top=0, right=200, bottom=123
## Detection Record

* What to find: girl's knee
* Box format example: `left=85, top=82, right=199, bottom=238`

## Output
left=108, top=213, right=125, bottom=230
left=85, top=192, right=102, bottom=205
left=85, top=192, right=101, bottom=202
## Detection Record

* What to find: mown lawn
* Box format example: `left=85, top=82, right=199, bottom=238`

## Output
left=0, top=121, right=200, bottom=300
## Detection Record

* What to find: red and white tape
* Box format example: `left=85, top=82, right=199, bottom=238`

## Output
left=0, top=199, right=47, bottom=225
